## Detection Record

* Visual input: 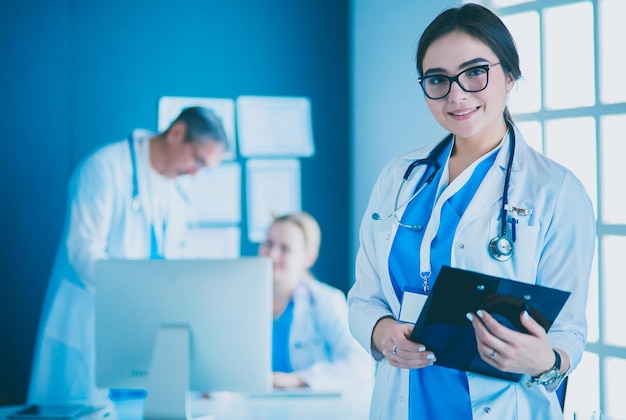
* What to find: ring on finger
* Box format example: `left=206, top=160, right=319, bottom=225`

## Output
left=392, top=345, right=398, bottom=355
left=490, top=350, right=497, bottom=360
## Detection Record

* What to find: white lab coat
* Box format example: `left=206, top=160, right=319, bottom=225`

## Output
left=348, top=126, right=596, bottom=419
left=288, top=275, right=375, bottom=399
left=28, top=130, right=190, bottom=404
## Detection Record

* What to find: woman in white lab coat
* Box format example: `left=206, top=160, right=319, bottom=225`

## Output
left=348, top=4, right=595, bottom=419
left=28, top=107, right=227, bottom=404
left=259, top=212, right=374, bottom=399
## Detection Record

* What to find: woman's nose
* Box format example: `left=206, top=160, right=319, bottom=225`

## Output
left=447, top=80, right=469, bottom=102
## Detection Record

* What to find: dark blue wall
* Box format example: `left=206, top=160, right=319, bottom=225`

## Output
left=0, top=0, right=350, bottom=405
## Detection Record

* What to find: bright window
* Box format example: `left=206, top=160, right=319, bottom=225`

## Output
left=600, top=115, right=626, bottom=224
left=544, top=117, right=597, bottom=212
left=502, top=12, right=541, bottom=114
left=599, top=0, right=626, bottom=104
left=473, top=1, right=626, bottom=418
left=543, top=2, right=595, bottom=110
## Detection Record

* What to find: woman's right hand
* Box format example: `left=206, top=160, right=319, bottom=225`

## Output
left=372, top=317, right=437, bottom=369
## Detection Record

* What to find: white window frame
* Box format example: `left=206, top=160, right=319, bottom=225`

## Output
left=471, top=0, right=626, bottom=418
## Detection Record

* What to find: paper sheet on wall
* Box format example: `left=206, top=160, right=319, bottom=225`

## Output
left=182, top=226, right=241, bottom=259
left=246, top=159, right=301, bottom=242
left=236, top=96, right=314, bottom=157
left=176, top=162, right=241, bottom=224
left=158, top=96, right=237, bottom=160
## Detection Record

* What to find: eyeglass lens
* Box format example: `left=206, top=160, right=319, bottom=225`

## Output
left=421, top=65, right=492, bottom=100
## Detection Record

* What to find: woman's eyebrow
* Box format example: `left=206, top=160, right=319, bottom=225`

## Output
left=458, top=57, right=491, bottom=69
left=423, top=57, right=491, bottom=76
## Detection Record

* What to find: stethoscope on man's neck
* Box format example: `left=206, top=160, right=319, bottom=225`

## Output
left=372, top=120, right=517, bottom=291
left=127, top=132, right=170, bottom=259
left=128, top=133, right=142, bottom=213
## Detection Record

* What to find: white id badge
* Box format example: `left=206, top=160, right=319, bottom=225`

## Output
left=398, top=289, right=428, bottom=324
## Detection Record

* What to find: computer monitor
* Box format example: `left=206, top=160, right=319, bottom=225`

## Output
left=94, top=258, right=273, bottom=420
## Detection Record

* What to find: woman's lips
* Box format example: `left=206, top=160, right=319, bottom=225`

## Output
left=448, top=107, right=479, bottom=120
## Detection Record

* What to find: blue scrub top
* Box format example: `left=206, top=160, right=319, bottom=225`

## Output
left=273, top=299, right=295, bottom=373
left=389, top=147, right=498, bottom=419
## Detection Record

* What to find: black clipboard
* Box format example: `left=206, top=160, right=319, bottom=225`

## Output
left=409, top=266, right=570, bottom=382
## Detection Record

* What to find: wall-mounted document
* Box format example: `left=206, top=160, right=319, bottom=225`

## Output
left=236, top=96, right=314, bottom=157
left=409, top=266, right=570, bottom=382
left=246, top=159, right=301, bottom=242
left=176, top=162, right=241, bottom=224
left=158, top=96, right=237, bottom=160
left=182, top=226, right=241, bottom=259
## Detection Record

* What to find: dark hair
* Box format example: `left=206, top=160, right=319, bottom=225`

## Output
left=168, top=106, right=228, bottom=147
left=416, top=4, right=521, bottom=120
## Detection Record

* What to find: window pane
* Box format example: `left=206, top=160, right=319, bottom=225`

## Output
left=565, top=352, right=600, bottom=419
left=544, top=117, right=597, bottom=214
left=492, top=0, right=536, bottom=7
left=503, top=12, right=541, bottom=114
left=600, top=115, right=626, bottom=224
left=602, top=236, right=626, bottom=347
left=599, top=0, right=626, bottom=104
left=543, top=2, right=595, bottom=109
left=515, top=120, right=542, bottom=152
left=605, top=357, right=626, bottom=419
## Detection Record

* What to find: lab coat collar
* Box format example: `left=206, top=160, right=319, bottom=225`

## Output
left=398, top=124, right=528, bottom=171
left=496, top=124, right=527, bottom=173
left=457, top=125, right=529, bottom=233
left=387, top=125, right=530, bottom=240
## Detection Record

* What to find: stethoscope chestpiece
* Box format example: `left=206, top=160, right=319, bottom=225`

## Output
left=489, top=236, right=514, bottom=262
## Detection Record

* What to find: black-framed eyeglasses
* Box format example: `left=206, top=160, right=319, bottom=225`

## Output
left=418, top=62, right=501, bottom=100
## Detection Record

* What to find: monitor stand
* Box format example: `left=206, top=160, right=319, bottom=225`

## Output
left=144, top=325, right=214, bottom=420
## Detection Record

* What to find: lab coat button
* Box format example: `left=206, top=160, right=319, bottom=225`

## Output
left=387, top=234, right=391, bottom=240
left=459, top=243, right=465, bottom=249
left=483, top=407, right=491, bottom=414
left=400, top=396, right=405, bottom=403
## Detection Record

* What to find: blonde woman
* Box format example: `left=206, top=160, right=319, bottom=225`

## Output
left=259, top=212, right=374, bottom=396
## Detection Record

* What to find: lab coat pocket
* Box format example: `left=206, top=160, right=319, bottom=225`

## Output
left=486, top=217, right=541, bottom=283
left=510, top=219, right=541, bottom=283
left=369, top=216, right=397, bottom=275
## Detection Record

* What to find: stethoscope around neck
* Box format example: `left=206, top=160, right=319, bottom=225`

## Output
left=128, top=133, right=141, bottom=212
left=372, top=120, right=516, bottom=263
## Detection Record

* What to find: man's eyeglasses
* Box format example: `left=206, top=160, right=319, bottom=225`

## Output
left=189, top=142, right=207, bottom=169
left=418, top=62, right=501, bottom=100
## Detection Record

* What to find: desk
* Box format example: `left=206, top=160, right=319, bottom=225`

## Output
left=0, top=392, right=370, bottom=420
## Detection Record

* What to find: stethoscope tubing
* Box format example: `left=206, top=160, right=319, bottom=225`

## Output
left=372, top=120, right=516, bottom=262
left=128, top=133, right=141, bottom=212
left=499, top=121, right=516, bottom=237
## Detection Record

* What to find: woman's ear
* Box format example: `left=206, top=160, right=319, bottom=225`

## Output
left=505, top=73, right=516, bottom=94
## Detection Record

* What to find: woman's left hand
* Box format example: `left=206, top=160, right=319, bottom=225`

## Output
left=466, top=309, right=566, bottom=377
